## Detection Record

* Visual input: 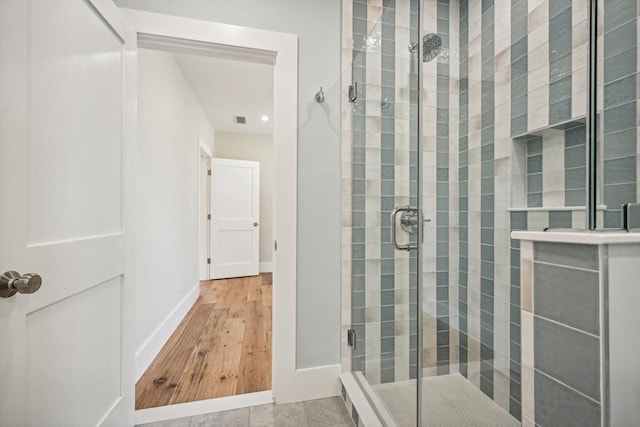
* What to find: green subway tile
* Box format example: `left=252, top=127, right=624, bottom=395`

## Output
left=528, top=193, right=543, bottom=207
left=512, top=116, right=527, bottom=136
left=565, top=167, right=586, bottom=190
left=565, top=124, right=586, bottom=147
left=528, top=154, right=543, bottom=174
left=565, top=189, right=586, bottom=206
left=549, top=76, right=572, bottom=103
left=549, top=211, right=572, bottom=228
left=528, top=137, right=543, bottom=154
left=604, top=74, right=637, bottom=108
left=550, top=54, right=572, bottom=83
left=549, top=8, right=572, bottom=40
left=603, top=156, right=637, bottom=185
left=604, top=19, right=637, bottom=59
left=565, top=145, right=586, bottom=169
left=603, top=128, right=637, bottom=160
left=549, top=99, right=572, bottom=124
left=528, top=173, right=543, bottom=193
left=603, top=182, right=636, bottom=208
left=604, top=47, right=637, bottom=84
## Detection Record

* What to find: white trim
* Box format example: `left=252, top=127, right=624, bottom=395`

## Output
left=199, top=140, right=211, bottom=281
left=134, top=391, right=273, bottom=425
left=339, top=373, right=384, bottom=427
left=507, top=205, right=608, bottom=212
left=199, top=136, right=213, bottom=158
left=119, top=9, right=309, bottom=407
left=277, top=364, right=341, bottom=403
left=259, top=262, right=273, bottom=273
left=512, top=230, right=640, bottom=245
left=134, top=283, right=200, bottom=381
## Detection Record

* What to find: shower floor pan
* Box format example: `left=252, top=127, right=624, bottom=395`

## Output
left=373, top=373, right=519, bottom=427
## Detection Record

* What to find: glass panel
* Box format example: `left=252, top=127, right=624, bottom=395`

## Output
left=598, top=0, right=639, bottom=228
left=420, top=0, right=588, bottom=426
left=348, top=0, right=419, bottom=425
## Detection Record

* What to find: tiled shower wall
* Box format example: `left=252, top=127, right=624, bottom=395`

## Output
left=342, top=0, right=420, bottom=385
left=341, top=0, right=640, bottom=423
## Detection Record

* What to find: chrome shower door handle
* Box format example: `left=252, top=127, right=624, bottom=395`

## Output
left=391, top=206, right=418, bottom=251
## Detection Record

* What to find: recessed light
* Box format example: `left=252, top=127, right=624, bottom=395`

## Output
left=261, top=115, right=269, bottom=122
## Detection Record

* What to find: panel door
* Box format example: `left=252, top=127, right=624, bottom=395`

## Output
left=0, top=1, right=136, bottom=426
left=210, top=158, right=260, bottom=279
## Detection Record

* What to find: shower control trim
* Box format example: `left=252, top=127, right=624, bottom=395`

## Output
left=391, top=205, right=419, bottom=251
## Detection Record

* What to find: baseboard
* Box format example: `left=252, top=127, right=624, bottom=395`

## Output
left=134, top=391, right=273, bottom=425
left=274, top=363, right=341, bottom=404
left=259, top=262, right=273, bottom=273
left=135, top=283, right=200, bottom=381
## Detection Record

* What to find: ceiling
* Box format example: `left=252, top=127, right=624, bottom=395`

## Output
left=174, top=52, right=274, bottom=135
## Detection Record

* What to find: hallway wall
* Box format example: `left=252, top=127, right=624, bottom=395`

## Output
left=135, top=48, right=215, bottom=365
left=117, top=0, right=343, bottom=369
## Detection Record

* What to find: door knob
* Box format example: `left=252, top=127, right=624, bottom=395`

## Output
left=254, top=222, right=259, bottom=227
left=0, top=271, right=42, bottom=298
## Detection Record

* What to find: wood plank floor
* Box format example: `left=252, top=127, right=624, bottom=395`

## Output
left=135, top=274, right=272, bottom=410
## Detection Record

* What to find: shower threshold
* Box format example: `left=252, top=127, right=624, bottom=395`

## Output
left=372, top=373, right=520, bottom=427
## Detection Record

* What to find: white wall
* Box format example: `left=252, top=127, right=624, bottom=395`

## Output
left=116, top=0, right=342, bottom=368
left=135, top=48, right=214, bottom=358
left=214, top=131, right=274, bottom=268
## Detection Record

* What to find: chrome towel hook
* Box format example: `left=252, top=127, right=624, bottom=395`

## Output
left=315, top=86, right=325, bottom=103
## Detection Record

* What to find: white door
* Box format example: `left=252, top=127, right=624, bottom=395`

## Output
left=210, top=158, right=260, bottom=279
left=0, top=1, right=136, bottom=426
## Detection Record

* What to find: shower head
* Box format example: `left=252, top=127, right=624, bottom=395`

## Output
left=422, top=33, right=442, bottom=62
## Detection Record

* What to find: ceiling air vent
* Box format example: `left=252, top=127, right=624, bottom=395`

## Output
left=233, top=115, right=246, bottom=124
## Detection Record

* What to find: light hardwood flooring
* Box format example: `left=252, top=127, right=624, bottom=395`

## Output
left=136, top=274, right=272, bottom=410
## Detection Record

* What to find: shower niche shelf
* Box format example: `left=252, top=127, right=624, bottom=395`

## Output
left=510, top=117, right=588, bottom=212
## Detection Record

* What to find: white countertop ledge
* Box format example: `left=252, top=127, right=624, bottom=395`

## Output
left=511, top=230, right=640, bottom=245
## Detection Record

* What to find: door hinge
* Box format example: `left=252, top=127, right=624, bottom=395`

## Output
left=207, top=258, right=211, bottom=264
left=348, top=82, right=358, bottom=103
left=274, top=240, right=278, bottom=251
left=347, top=329, right=356, bottom=349
left=208, top=169, right=211, bottom=176
left=207, top=214, right=211, bottom=220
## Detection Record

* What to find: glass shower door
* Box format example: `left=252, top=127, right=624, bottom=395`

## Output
left=347, top=0, right=420, bottom=425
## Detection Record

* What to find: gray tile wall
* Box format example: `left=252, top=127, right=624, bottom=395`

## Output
left=519, top=122, right=587, bottom=212
left=602, top=0, right=638, bottom=228
left=436, top=0, right=451, bottom=375
left=548, top=0, right=572, bottom=125
left=531, top=242, right=602, bottom=427
left=348, top=0, right=419, bottom=387
left=509, top=211, right=526, bottom=420
left=458, top=0, right=469, bottom=379
left=510, top=0, right=528, bottom=137
left=526, top=136, right=543, bottom=207
left=380, top=0, right=397, bottom=385
left=350, top=0, right=367, bottom=377
left=479, top=0, right=495, bottom=399
left=342, top=0, right=638, bottom=423
left=564, top=124, right=587, bottom=207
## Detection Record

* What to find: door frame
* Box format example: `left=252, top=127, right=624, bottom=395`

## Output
left=120, top=9, right=332, bottom=423
left=198, top=138, right=212, bottom=280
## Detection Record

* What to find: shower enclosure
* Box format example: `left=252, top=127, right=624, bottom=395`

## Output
left=341, top=0, right=639, bottom=426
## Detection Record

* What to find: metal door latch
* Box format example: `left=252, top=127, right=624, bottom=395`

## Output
left=347, top=329, right=356, bottom=349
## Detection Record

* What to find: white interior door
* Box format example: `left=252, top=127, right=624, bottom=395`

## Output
left=210, top=158, right=260, bottom=279
left=0, top=1, right=136, bottom=426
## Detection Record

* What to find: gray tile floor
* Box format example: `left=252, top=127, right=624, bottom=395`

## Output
left=137, top=397, right=354, bottom=427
